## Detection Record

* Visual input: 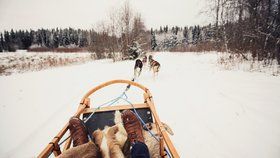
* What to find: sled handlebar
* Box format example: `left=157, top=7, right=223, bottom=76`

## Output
left=80, top=79, right=150, bottom=104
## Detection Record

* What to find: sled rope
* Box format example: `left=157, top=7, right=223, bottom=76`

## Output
left=58, top=93, right=172, bottom=158
left=59, top=76, right=163, bottom=154
left=57, top=93, right=127, bottom=146
left=83, top=77, right=135, bottom=123
left=58, top=78, right=136, bottom=146
left=58, top=135, right=71, bottom=146
left=83, top=92, right=126, bottom=123
left=124, top=77, right=136, bottom=91
left=120, top=97, right=159, bottom=141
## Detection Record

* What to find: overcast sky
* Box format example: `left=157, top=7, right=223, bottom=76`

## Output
left=0, top=0, right=211, bottom=31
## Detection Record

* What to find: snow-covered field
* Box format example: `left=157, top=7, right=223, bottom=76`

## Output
left=217, top=53, right=280, bottom=76
left=0, top=51, right=96, bottom=75
left=0, top=52, right=280, bottom=158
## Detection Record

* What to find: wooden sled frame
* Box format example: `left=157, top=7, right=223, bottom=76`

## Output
left=38, top=79, right=179, bottom=158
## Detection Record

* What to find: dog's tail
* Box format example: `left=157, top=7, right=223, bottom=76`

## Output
left=157, top=64, right=160, bottom=72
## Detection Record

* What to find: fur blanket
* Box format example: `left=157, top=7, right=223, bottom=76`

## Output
left=58, top=141, right=99, bottom=158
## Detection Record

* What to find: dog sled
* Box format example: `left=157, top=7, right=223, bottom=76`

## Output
left=39, top=79, right=179, bottom=158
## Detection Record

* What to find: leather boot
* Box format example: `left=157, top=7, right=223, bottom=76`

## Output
left=121, top=110, right=145, bottom=144
left=68, top=116, right=89, bottom=147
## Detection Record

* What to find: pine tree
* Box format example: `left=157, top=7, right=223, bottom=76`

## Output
left=79, top=31, right=87, bottom=47
left=62, top=29, right=70, bottom=46
left=165, top=25, right=168, bottom=33
left=175, top=26, right=179, bottom=35
left=128, top=41, right=142, bottom=59
left=21, top=31, right=32, bottom=49
left=4, top=31, right=15, bottom=51
left=53, top=30, right=59, bottom=48
left=192, top=26, right=198, bottom=44
left=171, top=27, right=175, bottom=34
left=10, top=29, right=16, bottom=43
left=151, top=29, right=157, bottom=51
left=183, top=27, right=188, bottom=44
left=159, top=26, right=163, bottom=33
left=0, top=33, right=3, bottom=52
left=197, top=25, right=202, bottom=43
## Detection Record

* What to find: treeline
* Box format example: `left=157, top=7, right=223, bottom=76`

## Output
left=151, top=24, right=215, bottom=51
left=0, top=1, right=149, bottom=61
left=209, top=0, right=280, bottom=63
left=1, top=0, right=279, bottom=64
left=0, top=28, right=89, bottom=52
left=151, top=0, right=280, bottom=64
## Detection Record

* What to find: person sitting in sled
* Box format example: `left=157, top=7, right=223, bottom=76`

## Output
left=58, top=110, right=150, bottom=158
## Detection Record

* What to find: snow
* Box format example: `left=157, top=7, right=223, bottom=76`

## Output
left=0, top=52, right=280, bottom=158
left=0, top=50, right=96, bottom=75
left=217, top=53, right=280, bottom=76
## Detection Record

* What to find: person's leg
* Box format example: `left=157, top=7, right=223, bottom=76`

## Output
left=121, top=110, right=150, bottom=158
left=58, top=116, right=98, bottom=158
left=68, top=116, right=89, bottom=147
left=131, top=142, right=150, bottom=158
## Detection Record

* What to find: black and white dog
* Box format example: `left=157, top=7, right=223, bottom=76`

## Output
left=134, top=59, right=143, bottom=78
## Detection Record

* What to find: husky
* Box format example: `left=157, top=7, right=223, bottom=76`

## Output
left=134, top=59, right=143, bottom=78
left=142, top=55, right=147, bottom=64
left=149, top=56, right=160, bottom=77
left=148, top=55, right=153, bottom=63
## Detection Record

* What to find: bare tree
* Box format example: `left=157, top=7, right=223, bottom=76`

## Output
left=119, top=0, right=133, bottom=57
left=108, top=9, right=121, bottom=61
left=88, top=0, right=148, bottom=60
left=204, top=0, right=280, bottom=64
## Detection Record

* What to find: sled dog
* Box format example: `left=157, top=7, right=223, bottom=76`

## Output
left=142, top=55, right=147, bottom=64
left=134, top=59, right=143, bottom=78
left=149, top=56, right=160, bottom=77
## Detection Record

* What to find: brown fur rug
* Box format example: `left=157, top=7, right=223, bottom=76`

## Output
left=57, top=141, right=99, bottom=158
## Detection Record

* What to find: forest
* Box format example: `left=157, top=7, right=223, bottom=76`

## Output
left=0, top=0, right=279, bottom=64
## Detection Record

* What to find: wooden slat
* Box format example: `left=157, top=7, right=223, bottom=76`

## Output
left=145, top=92, right=180, bottom=158
left=53, top=143, right=62, bottom=156
left=80, top=79, right=149, bottom=104
left=82, top=103, right=149, bottom=114
left=38, top=124, right=68, bottom=158
left=38, top=103, right=88, bottom=158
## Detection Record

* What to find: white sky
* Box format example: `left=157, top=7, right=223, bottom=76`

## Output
left=0, top=0, right=211, bottom=31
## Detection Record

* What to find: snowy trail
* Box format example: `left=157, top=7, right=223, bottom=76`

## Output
left=0, top=52, right=280, bottom=158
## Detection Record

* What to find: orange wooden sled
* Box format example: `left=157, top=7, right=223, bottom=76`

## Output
left=38, top=79, right=180, bottom=158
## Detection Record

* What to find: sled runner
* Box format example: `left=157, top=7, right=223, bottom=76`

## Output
left=38, top=79, right=179, bottom=158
